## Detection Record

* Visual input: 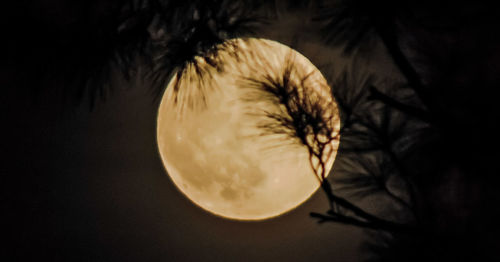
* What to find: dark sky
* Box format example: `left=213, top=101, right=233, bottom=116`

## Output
left=4, top=1, right=500, bottom=261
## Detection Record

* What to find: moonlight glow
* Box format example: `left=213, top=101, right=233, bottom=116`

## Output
left=157, top=38, right=340, bottom=220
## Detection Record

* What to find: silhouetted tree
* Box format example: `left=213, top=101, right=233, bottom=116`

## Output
left=315, top=0, right=434, bottom=121
left=241, top=50, right=418, bottom=234
left=304, top=1, right=500, bottom=260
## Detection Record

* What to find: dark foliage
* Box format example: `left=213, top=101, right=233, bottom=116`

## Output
left=144, top=0, right=265, bottom=100
left=304, top=0, right=500, bottom=259
left=314, top=0, right=407, bottom=54
left=314, top=0, right=437, bottom=118
left=6, top=0, right=266, bottom=108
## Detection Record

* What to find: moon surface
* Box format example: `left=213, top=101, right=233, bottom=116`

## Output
left=157, top=38, right=340, bottom=220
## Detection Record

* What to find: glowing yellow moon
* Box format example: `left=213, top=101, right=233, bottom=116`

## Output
left=157, top=38, right=339, bottom=220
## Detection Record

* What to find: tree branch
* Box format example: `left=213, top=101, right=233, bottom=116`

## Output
left=310, top=211, right=415, bottom=234
left=368, top=86, right=431, bottom=123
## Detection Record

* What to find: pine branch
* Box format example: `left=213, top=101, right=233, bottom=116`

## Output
left=368, top=86, right=431, bottom=123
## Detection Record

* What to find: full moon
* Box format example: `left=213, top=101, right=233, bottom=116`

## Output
left=157, top=38, right=340, bottom=220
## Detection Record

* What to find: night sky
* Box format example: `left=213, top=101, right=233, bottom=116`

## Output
left=4, top=1, right=500, bottom=261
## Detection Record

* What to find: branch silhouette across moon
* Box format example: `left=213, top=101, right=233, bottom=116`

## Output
left=157, top=38, right=340, bottom=220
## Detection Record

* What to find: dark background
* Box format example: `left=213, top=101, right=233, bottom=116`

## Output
left=3, top=0, right=500, bottom=261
